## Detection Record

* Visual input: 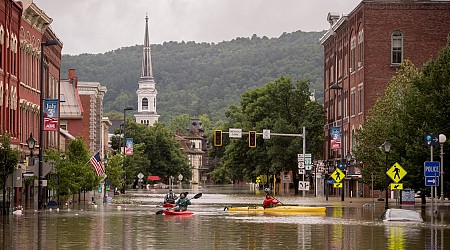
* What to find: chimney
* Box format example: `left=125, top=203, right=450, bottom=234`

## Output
left=68, top=68, right=76, bottom=80
left=327, top=12, right=341, bottom=28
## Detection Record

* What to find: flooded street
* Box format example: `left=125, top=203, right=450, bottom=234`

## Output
left=2, top=187, right=450, bottom=249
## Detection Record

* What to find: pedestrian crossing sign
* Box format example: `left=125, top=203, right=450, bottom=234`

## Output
left=334, top=183, right=343, bottom=188
left=386, top=162, right=407, bottom=183
left=330, top=168, right=345, bottom=183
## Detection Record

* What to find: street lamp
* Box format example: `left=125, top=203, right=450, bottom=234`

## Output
left=121, top=106, right=134, bottom=194
left=330, top=83, right=345, bottom=201
left=39, top=39, right=58, bottom=210
left=26, top=133, right=36, bottom=165
left=103, top=156, right=109, bottom=203
left=439, top=134, right=446, bottom=203
left=381, top=140, right=392, bottom=210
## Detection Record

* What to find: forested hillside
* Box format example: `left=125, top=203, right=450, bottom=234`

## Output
left=61, top=30, right=325, bottom=122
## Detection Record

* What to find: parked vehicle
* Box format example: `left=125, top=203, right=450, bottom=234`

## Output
left=381, top=208, right=423, bottom=222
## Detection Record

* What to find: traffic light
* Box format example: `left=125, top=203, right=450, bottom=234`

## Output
left=214, top=130, right=222, bottom=146
left=249, top=131, right=256, bottom=148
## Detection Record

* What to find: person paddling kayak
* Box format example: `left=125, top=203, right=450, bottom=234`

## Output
left=263, top=193, right=279, bottom=208
left=164, top=189, right=177, bottom=204
left=175, top=192, right=191, bottom=211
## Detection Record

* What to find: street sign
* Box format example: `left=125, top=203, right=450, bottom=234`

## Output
left=390, top=183, right=403, bottom=190
left=330, top=168, right=345, bottom=183
left=137, top=172, right=144, bottom=180
left=425, top=176, right=439, bottom=186
left=298, top=169, right=305, bottom=175
left=424, top=134, right=439, bottom=146
left=263, top=129, right=270, bottom=139
left=305, top=165, right=312, bottom=171
left=298, top=181, right=310, bottom=191
left=424, top=161, right=440, bottom=177
left=229, top=128, right=242, bottom=138
left=326, top=180, right=335, bottom=184
left=334, top=183, right=343, bottom=188
left=386, top=162, right=407, bottom=183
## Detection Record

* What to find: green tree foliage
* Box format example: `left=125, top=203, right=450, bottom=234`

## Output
left=105, top=153, right=124, bottom=191
left=0, top=133, right=20, bottom=214
left=217, top=76, right=324, bottom=184
left=124, top=121, right=192, bottom=183
left=61, top=31, right=324, bottom=122
left=67, top=138, right=100, bottom=195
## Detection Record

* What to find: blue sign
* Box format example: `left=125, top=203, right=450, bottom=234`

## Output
left=424, top=161, right=440, bottom=177
left=326, top=180, right=336, bottom=184
left=425, top=176, right=439, bottom=186
left=424, top=134, right=439, bottom=146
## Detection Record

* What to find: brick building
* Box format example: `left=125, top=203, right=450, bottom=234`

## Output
left=0, top=0, right=62, bottom=208
left=60, top=69, right=109, bottom=155
left=320, top=0, right=450, bottom=197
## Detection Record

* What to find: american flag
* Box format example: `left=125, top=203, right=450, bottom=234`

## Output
left=90, top=152, right=104, bottom=176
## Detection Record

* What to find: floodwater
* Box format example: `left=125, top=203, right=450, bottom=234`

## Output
left=1, top=186, right=450, bottom=249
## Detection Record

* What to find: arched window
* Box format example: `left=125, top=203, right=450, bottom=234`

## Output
left=142, top=97, right=148, bottom=110
left=391, top=31, right=403, bottom=65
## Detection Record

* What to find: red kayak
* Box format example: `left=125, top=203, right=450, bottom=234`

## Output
left=163, top=210, right=193, bottom=216
left=163, top=203, right=175, bottom=208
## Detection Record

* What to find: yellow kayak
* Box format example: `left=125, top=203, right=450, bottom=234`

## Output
left=225, top=205, right=326, bottom=213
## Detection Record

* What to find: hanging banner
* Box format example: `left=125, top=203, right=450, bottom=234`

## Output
left=330, top=126, right=341, bottom=150
left=43, top=99, right=59, bottom=131
left=125, top=138, right=134, bottom=156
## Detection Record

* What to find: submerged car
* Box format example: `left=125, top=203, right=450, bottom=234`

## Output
left=381, top=208, right=423, bottom=222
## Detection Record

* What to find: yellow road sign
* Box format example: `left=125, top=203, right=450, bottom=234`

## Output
left=330, top=168, right=345, bottom=183
left=386, top=162, right=407, bottom=183
left=390, top=183, right=403, bottom=190
left=334, top=183, right=343, bottom=188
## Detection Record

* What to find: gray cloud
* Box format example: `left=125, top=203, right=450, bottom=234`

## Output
left=34, top=0, right=361, bottom=55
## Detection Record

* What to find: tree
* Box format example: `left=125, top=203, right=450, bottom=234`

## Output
left=219, top=76, right=325, bottom=189
left=0, top=133, right=20, bottom=215
left=105, top=154, right=124, bottom=191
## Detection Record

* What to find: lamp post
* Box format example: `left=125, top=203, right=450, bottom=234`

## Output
left=439, top=134, right=446, bottom=203
left=103, top=156, right=108, bottom=203
left=121, top=106, right=134, bottom=194
left=26, top=133, right=36, bottom=165
left=330, top=83, right=345, bottom=201
left=39, top=39, right=58, bottom=210
left=381, top=140, right=392, bottom=210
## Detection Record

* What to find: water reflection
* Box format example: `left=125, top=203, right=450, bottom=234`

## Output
left=1, top=192, right=450, bottom=249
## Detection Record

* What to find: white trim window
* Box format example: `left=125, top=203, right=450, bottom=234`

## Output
left=391, top=31, right=403, bottom=65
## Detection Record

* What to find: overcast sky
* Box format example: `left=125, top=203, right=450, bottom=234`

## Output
left=33, top=0, right=361, bottom=55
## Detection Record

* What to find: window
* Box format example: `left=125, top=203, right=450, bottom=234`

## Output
left=358, top=84, right=364, bottom=114
left=358, top=30, right=364, bottom=68
left=350, top=36, right=356, bottom=72
left=351, top=88, right=356, bottom=116
left=60, top=94, right=66, bottom=102
left=60, top=124, right=67, bottom=130
left=142, top=98, right=148, bottom=110
left=391, top=31, right=403, bottom=65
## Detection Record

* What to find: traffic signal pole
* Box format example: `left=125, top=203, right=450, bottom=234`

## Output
left=216, top=128, right=306, bottom=195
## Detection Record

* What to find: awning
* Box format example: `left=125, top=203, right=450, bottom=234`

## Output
left=148, top=176, right=160, bottom=181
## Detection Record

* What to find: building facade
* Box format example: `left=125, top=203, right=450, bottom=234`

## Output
left=134, top=15, right=159, bottom=126
left=0, top=0, right=62, bottom=208
left=321, top=0, right=450, bottom=197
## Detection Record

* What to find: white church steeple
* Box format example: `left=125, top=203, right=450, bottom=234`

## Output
left=135, top=14, right=159, bottom=126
